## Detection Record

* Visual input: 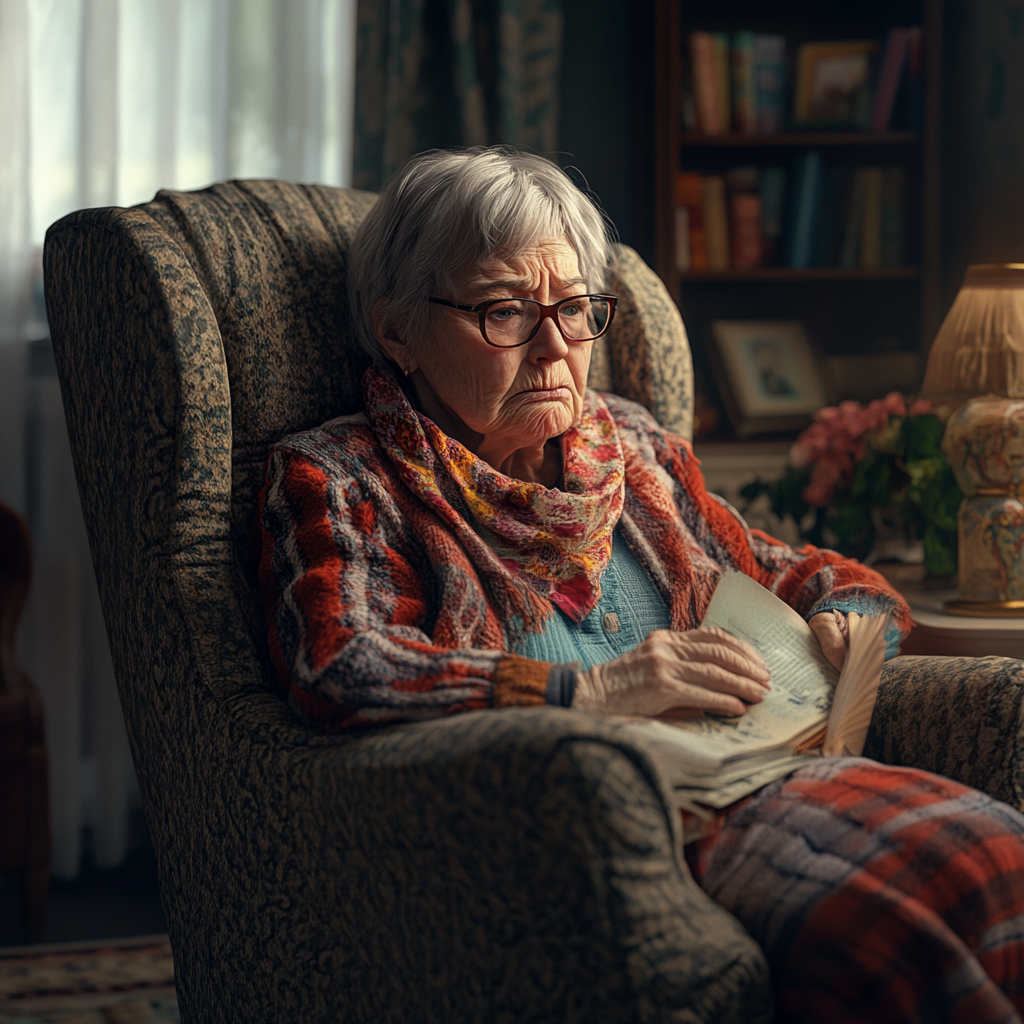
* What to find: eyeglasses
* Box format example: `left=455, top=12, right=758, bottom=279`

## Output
left=428, top=293, right=618, bottom=348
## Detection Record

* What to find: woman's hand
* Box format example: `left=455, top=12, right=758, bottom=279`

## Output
left=572, top=627, right=771, bottom=719
left=809, top=611, right=849, bottom=672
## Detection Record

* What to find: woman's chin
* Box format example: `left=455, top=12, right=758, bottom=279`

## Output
left=510, top=403, right=575, bottom=443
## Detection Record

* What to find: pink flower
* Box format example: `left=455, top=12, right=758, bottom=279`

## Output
left=791, top=394, right=914, bottom=506
left=909, top=397, right=934, bottom=416
left=804, top=457, right=848, bottom=507
left=881, top=391, right=907, bottom=417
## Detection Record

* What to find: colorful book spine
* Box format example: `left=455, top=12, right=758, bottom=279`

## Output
left=689, top=32, right=724, bottom=134
left=702, top=175, right=731, bottom=270
left=676, top=172, right=707, bottom=271
left=754, top=34, right=786, bottom=134
left=880, top=166, right=906, bottom=266
left=785, top=150, right=823, bottom=269
left=859, top=167, right=884, bottom=268
left=759, top=166, right=786, bottom=265
left=730, top=191, right=763, bottom=269
left=870, top=28, right=909, bottom=131
left=731, top=31, right=758, bottom=134
left=839, top=169, right=870, bottom=268
left=712, top=33, right=732, bottom=133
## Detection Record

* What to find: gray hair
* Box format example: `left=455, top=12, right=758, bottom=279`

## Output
left=347, top=147, right=615, bottom=365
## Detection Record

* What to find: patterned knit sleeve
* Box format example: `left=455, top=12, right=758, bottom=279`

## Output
left=257, top=439, right=550, bottom=731
left=668, top=438, right=911, bottom=657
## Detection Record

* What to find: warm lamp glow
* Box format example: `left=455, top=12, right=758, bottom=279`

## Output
left=922, top=264, right=1024, bottom=401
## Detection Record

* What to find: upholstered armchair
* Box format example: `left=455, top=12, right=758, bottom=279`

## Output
left=44, top=181, right=1024, bottom=1023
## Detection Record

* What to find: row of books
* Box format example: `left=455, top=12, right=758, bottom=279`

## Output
left=675, top=157, right=907, bottom=272
left=684, top=28, right=923, bottom=135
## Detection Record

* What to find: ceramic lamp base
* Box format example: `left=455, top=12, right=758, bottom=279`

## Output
left=943, top=395, right=1024, bottom=606
left=943, top=598, right=1024, bottom=617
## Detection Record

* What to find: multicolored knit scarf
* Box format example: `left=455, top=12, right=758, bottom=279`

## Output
left=363, top=365, right=626, bottom=621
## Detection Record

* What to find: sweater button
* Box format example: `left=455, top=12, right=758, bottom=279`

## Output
left=602, top=612, right=622, bottom=634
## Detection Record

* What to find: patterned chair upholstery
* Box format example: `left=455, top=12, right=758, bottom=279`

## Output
left=44, top=181, right=1024, bottom=1023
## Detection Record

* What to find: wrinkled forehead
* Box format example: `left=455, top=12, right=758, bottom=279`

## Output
left=448, top=237, right=586, bottom=294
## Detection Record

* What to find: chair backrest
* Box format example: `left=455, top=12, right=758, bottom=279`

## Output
left=45, top=180, right=693, bottom=711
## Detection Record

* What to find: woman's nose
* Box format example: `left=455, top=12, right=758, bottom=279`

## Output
left=527, top=314, right=570, bottom=361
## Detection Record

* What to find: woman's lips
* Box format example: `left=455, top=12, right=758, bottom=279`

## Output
left=520, top=385, right=571, bottom=401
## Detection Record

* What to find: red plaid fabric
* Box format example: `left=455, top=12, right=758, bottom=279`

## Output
left=686, top=759, right=1024, bottom=1024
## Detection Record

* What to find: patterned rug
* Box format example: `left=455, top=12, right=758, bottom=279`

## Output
left=0, top=935, right=177, bottom=1023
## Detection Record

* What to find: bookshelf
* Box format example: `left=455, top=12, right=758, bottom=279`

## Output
left=638, top=0, right=943, bottom=440
left=677, top=131, right=921, bottom=148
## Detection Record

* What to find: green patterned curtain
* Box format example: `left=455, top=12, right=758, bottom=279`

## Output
left=353, top=0, right=564, bottom=190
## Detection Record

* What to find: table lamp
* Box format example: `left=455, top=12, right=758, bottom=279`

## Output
left=922, top=263, right=1024, bottom=615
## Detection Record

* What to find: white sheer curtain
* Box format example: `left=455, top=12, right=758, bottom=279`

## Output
left=0, top=0, right=357, bottom=879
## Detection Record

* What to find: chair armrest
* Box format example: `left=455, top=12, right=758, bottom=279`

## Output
left=228, top=706, right=771, bottom=1024
left=866, top=655, right=1024, bottom=807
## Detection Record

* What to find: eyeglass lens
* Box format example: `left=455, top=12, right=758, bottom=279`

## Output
left=483, top=296, right=611, bottom=346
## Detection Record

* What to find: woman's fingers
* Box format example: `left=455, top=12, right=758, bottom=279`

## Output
left=658, top=627, right=771, bottom=686
left=673, top=659, right=770, bottom=704
left=693, top=627, right=771, bottom=678
left=809, top=612, right=847, bottom=672
left=577, top=625, right=777, bottom=719
left=662, top=683, right=748, bottom=717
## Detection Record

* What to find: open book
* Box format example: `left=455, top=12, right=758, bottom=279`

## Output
left=625, top=571, right=888, bottom=811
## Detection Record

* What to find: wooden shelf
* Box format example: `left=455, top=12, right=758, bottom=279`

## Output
left=679, top=267, right=920, bottom=282
left=679, top=131, right=921, bottom=148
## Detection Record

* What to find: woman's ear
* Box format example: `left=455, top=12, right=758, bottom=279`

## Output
left=372, top=305, right=416, bottom=376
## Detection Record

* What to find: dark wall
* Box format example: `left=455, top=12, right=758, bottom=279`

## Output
left=558, top=0, right=636, bottom=250
left=942, top=0, right=1024, bottom=310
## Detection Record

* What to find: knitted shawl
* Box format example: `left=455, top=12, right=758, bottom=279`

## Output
left=363, top=366, right=625, bottom=622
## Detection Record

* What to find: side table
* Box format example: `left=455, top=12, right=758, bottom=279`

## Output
left=898, top=586, right=1024, bottom=660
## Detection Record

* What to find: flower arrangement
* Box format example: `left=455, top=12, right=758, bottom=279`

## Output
left=741, top=393, right=963, bottom=576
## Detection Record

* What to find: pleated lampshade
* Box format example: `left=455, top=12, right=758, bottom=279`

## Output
left=922, top=264, right=1024, bottom=402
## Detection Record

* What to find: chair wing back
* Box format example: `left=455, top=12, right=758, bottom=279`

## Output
left=132, top=181, right=378, bottom=551
left=597, top=245, right=694, bottom=439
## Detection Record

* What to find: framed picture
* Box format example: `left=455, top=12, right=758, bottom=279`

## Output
left=793, top=40, right=878, bottom=129
left=708, top=320, right=827, bottom=437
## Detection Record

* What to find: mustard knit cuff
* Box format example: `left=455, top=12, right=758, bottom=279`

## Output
left=493, top=656, right=552, bottom=707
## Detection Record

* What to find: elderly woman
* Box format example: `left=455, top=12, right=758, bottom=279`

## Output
left=259, top=148, right=1024, bottom=1023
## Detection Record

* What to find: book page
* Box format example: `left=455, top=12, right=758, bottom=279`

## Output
left=673, top=753, right=818, bottom=809
left=822, top=611, right=887, bottom=757
left=624, top=573, right=887, bottom=801
left=627, top=572, right=839, bottom=777
left=701, top=571, right=839, bottom=718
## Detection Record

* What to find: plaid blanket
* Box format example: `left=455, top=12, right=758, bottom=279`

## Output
left=686, top=758, right=1024, bottom=1023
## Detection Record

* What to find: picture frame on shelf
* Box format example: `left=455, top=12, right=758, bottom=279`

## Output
left=708, top=319, right=828, bottom=437
left=793, top=40, right=878, bottom=129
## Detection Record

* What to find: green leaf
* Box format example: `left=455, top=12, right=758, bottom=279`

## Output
left=826, top=499, right=875, bottom=559
left=871, top=416, right=905, bottom=456
left=740, top=479, right=769, bottom=504
left=904, top=414, right=945, bottom=460
left=770, top=468, right=812, bottom=521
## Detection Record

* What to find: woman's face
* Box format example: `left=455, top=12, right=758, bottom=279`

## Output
left=389, top=238, right=594, bottom=460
